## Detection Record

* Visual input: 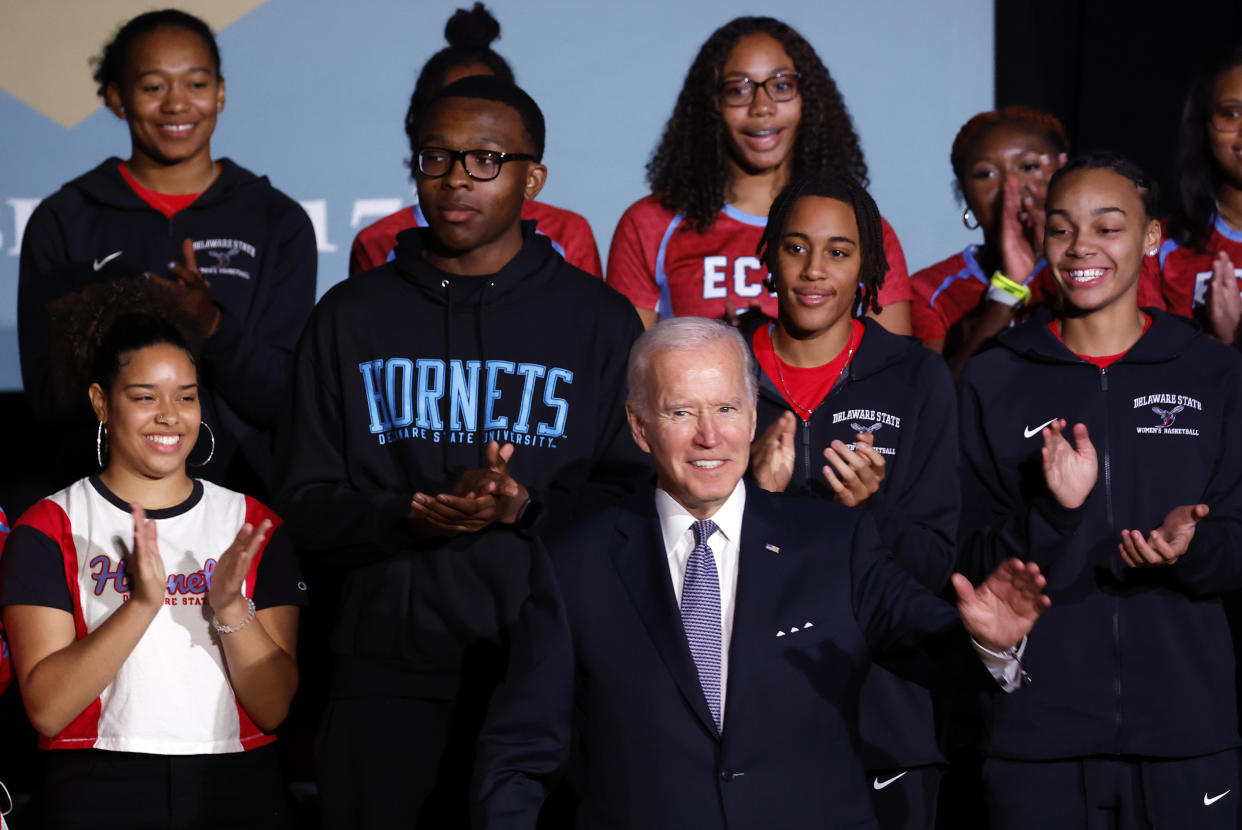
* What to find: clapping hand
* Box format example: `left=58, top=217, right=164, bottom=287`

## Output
left=952, top=559, right=1050, bottom=652
left=1204, top=251, right=1241, bottom=344
left=751, top=411, right=796, bottom=492
left=1040, top=419, right=1097, bottom=509
left=1119, top=503, right=1210, bottom=568
left=166, top=237, right=223, bottom=339
left=207, top=519, right=273, bottom=626
left=408, top=442, right=529, bottom=538
left=128, top=503, right=169, bottom=615
left=822, top=430, right=886, bottom=507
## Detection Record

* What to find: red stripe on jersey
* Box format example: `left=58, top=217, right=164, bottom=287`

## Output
left=231, top=496, right=283, bottom=750
left=18, top=500, right=101, bottom=749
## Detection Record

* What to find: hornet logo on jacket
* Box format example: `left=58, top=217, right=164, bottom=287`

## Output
left=194, top=238, right=256, bottom=280
left=1133, top=393, right=1201, bottom=436
left=359, top=357, right=572, bottom=449
left=832, top=408, right=900, bottom=456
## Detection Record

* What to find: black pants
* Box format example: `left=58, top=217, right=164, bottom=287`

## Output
left=866, top=765, right=943, bottom=830
left=317, top=696, right=475, bottom=830
left=982, top=750, right=1241, bottom=829
left=37, top=744, right=285, bottom=830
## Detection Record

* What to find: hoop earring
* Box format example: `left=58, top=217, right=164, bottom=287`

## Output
left=962, top=208, right=980, bottom=230
left=96, top=422, right=107, bottom=469
left=191, top=421, right=216, bottom=468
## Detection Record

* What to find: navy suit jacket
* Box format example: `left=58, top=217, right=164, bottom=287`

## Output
left=474, top=483, right=963, bottom=830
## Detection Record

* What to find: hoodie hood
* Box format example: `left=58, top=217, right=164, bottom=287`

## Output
left=65, top=157, right=269, bottom=212
left=992, top=306, right=1202, bottom=367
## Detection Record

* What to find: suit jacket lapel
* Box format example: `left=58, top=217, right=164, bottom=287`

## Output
left=608, top=508, right=720, bottom=738
left=723, top=490, right=786, bottom=733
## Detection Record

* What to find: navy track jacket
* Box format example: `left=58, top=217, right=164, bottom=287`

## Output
left=958, top=309, right=1242, bottom=760
left=746, top=317, right=960, bottom=770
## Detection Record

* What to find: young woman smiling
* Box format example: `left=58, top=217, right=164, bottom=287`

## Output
left=607, top=16, right=913, bottom=333
left=957, top=153, right=1242, bottom=829
left=17, top=9, right=315, bottom=502
left=743, top=173, right=958, bottom=830
left=0, top=313, right=305, bottom=828
left=1160, top=44, right=1242, bottom=343
left=909, top=107, right=1068, bottom=377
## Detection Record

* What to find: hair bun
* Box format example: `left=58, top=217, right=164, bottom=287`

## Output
left=444, top=3, right=500, bottom=49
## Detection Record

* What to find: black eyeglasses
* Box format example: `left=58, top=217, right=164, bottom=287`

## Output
left=1209, top=103, right=1242, bottom=133
left=416, top=147, right=537, bottom=181
left=716, top=73, right=802, bottom=107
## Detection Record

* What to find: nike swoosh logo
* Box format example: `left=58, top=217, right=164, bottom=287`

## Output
left=1205, top=790, right=1231, bottom=806
left=872, top=772, right=907, bottom=790
left=93, top=250, right=123, bottom=271
left=1023, top=418, right=1058, bottom=439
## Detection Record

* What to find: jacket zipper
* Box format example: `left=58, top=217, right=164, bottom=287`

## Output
left=1100, top=367, right=1122, bottom=746
left=800, top=418, right=812, bottom=480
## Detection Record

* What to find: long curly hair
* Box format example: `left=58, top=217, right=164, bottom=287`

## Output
left=47, top=276, right=201, bottom=408
left=757, top=173, right=888, bottom=317
left=646, top=17, right=867, bottom=233
left=1169, top=43, right=1242, bottom=249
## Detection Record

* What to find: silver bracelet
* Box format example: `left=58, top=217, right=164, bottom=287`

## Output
left=212, top=596, right=256, bottom=634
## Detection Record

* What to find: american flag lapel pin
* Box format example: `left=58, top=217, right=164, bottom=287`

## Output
left=765, top=543, right=780, bottom=554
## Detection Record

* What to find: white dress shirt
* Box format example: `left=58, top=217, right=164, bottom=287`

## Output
left=654, top=480, right=1025, bottom=722
left=656, top=480, right=746, bottom=717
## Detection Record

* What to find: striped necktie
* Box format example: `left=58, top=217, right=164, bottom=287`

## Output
left=681, top=518, right=722, bottom=732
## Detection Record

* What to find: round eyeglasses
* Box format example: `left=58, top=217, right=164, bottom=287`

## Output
left=716, top=73, right=801, bottom=108
left=416, top=147, right=538, bottom=181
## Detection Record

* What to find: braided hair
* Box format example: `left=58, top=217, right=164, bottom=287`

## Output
left=1049, top=151, right=1160, bottom=221
left=1169, top=43, right=1242, bottom=249
left=949, top=106, right=1069, bottom=200
left=404, top=3, right=515, bottom=175
left=647, top=17, right=867, bottom=233
left=757, top=173, right=888, bottom=317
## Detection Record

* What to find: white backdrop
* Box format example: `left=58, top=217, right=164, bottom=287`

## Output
left=0, top=0, right=994, bottom=390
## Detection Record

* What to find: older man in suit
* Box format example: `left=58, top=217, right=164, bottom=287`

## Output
left=473, top=317, right=1047, bottom=829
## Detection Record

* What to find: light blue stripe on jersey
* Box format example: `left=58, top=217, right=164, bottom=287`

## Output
left=1161, top=213, right=1242, bottom=269
left=1159, top=237, right=1178, bottom=270
left=1216, top=212, right=1242, bottom=242
left=655, top=213, right=685, bottom=320
left=720, top=202, right=769, bottom=227
left=928, top=244, right=1046, bottom=308
left=929, top=245, right=986, bottom=308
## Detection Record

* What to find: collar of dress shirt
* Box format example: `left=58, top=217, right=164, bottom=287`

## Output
left=655, top=479, right=747, bottom=555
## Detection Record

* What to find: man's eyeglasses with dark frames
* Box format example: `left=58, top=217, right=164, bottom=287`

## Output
left=416, top=147, right=538, bottom=181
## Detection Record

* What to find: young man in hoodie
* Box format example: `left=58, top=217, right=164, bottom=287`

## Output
left=277, top=76, right=648, bottom=829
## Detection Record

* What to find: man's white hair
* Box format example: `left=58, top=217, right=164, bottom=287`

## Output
left=626, top=317, right=758, bottom=417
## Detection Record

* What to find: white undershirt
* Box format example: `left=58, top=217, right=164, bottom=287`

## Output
left=654, top=480, right=1024, bottom=723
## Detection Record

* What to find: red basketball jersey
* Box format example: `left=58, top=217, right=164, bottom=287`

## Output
left=349, top=200, right=603, bottom=277
left=605, top=195, right=912, bottom=320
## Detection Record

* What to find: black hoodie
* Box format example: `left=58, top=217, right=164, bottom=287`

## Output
left=958, top=308, right=1242, bottom=760
left=276, top=224, right=650, bottom=696
left=17, top=158, right=316, bottom=498
left=745, top=317, right=960, bottom=771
